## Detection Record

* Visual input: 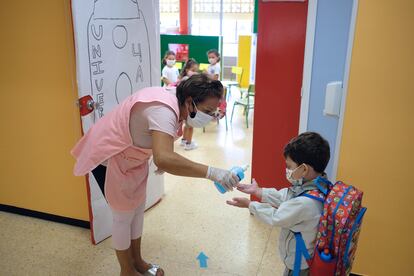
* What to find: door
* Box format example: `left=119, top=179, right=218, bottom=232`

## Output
left=71, top=0, right=162, bottom=244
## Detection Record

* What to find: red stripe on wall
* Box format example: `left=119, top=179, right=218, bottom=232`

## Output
left=251, top=1, right=308, bottom=196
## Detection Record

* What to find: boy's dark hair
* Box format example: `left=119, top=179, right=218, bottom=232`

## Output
left=176, top=73, right=223, bottom=106
left=207, top=49, right=221, bottom=62
left=283, top=132, right=330, bottom=173
left=162, top=50, right=176, bottom=65
left=179, top=58, right=199, bottom=79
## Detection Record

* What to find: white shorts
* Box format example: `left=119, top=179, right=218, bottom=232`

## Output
left=111, top=203, right=145, bottom=250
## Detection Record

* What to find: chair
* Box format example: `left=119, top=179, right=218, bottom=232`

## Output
left=221, top=66, right=243, bottom=101
left=199, top=63, right=210, bottom=72
left=230, top=84, right=255, bottom=128
left=203, top=87, right=228, bottom=132
left=175, top=62, right=183, bottom=70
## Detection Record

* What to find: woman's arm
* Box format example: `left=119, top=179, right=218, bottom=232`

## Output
left=152, top=130, right=208, bottom=177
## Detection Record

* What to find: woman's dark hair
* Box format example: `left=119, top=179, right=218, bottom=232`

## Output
left=176, top=73, right=223, bottom=106
left=283, top=132, right=330, bottom=173
left=162, top=50, right=176, bottom=65
left=207, top=49, right=221, bottom=62
left=179, top=58, right=199, bottom=79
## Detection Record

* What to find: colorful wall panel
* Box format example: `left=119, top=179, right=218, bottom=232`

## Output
left=337, top=0, right=414, bottom=275
left=237, top=35, right=252, bottom=89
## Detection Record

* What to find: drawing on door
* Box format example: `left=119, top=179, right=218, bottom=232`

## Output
left=71, top=0, right=161, bottom=244
left=86, top=0, right=152, bottom=121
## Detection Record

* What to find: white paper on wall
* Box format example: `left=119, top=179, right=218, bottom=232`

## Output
left=71, top=0, right=163, bottom=244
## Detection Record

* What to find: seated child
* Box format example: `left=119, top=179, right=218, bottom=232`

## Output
left=227, top=132, right=331, bottom=276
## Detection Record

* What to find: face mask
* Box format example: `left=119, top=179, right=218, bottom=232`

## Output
left=166, top=59, right=176, bottom=66
left=208, top=58, right=216, bottom=64
left=186, top=102, right=213, bottom=128
left=286, top=165, right=304, bottom=186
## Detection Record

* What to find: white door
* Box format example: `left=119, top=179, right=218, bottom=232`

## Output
left=71, top=0, right=162, bottom=244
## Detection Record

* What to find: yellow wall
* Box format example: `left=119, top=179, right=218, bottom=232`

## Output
left=237, top=35, right=251, bottom=88
left=0, top=1, right=88, bottom=220
left=337, top=0, right=414, bottom=275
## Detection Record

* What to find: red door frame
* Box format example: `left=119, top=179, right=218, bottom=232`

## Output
left=251, top=1, right=308, bottom=197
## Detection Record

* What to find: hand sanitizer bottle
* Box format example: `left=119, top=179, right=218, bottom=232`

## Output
left=214, top=165, right=249, bottom=194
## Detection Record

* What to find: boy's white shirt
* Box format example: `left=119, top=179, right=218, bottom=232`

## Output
left=249, top=187, right=323, bottom=270
left=162, top=65, right=179, bottom=85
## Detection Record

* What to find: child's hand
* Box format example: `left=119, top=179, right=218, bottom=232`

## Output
left=236, top=179, right=262, bottom=198
left=226, top=197, right=251, bottom=208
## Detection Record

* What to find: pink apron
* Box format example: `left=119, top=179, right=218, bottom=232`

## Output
left=71, top=87, right=180, bottom=211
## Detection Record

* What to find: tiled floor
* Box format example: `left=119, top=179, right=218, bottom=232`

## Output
left=0, top=100, right=285, bottom=275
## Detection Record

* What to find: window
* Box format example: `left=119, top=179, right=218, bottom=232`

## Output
left=160, top=0, right=179, bottom=13
left=194, top=0, right=254, bottom=13
left=192, top=0, right=254, bottom=57
left=160, top=0, right=180, bottom=34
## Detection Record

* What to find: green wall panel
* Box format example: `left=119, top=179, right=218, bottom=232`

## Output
left=160, top=34, right=222, bottom=65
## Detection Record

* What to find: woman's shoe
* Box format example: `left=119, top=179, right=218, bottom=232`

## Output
left=143, top=264, right=163, bottom=276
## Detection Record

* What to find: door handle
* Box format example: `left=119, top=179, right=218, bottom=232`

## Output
left=77, top=95, right=100, bottom=116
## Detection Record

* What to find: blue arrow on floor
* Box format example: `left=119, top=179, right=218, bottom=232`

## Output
left=196, top=252, right=209, bottom=268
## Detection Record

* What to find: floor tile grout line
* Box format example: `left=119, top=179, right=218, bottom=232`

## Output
left=255, top=227, right=274, bottom=276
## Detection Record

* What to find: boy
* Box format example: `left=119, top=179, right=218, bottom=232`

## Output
left=227, top=132, right=330, bottom=276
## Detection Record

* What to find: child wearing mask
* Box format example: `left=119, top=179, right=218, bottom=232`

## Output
left=161, top=50, right=179, bottom=86
left=206, top=49, right=221, bottom=80
left=227, top=132, right=331, bottom=276
left=178, top=58, right=200, bottom=150
left=205, top=49, right=226, bottom=120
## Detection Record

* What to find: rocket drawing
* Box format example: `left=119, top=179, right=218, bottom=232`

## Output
left=87, top=0, right=151, bottom=119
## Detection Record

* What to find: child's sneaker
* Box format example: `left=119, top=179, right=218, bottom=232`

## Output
left=180, top=139, right=187, bottom=147
left=184, top=141, right=198, bottom=151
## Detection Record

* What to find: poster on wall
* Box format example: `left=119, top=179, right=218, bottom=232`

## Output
left=71, top=0, right=162, bottom=244
left=168, top=43, right=189, bottom=62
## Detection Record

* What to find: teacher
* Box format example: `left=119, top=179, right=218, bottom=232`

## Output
left=71, top=74, right=239, bottom=276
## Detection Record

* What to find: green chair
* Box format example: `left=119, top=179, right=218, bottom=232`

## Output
left=221, top=66, right=243, bottom=101
left=230, top=84, right=255, bottom=128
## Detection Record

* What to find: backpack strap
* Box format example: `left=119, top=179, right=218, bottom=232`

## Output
left=343, top=207, right=367, bottom=266
left=293, top=232, right=311, bottom=276
left=314, top=176, right=332, bottom=195
left=301, top=190, right=325, bottom=203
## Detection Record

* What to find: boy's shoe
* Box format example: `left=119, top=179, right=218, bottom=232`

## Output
left=184, top=141, right=198, bottom=151
left=180, top=139, right=187, bottom=147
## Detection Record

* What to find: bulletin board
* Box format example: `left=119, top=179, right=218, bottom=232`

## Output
left=160, top=34, right=222, bottom=71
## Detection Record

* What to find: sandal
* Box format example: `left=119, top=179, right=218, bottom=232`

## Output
left=143, top=264, right=163, bottom=276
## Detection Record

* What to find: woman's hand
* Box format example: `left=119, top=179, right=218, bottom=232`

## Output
left=226, top=197, right=251, bottom=208
left=236, top=179, right=262, bottom=199
left=206, top=166, right=239, bottom=191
